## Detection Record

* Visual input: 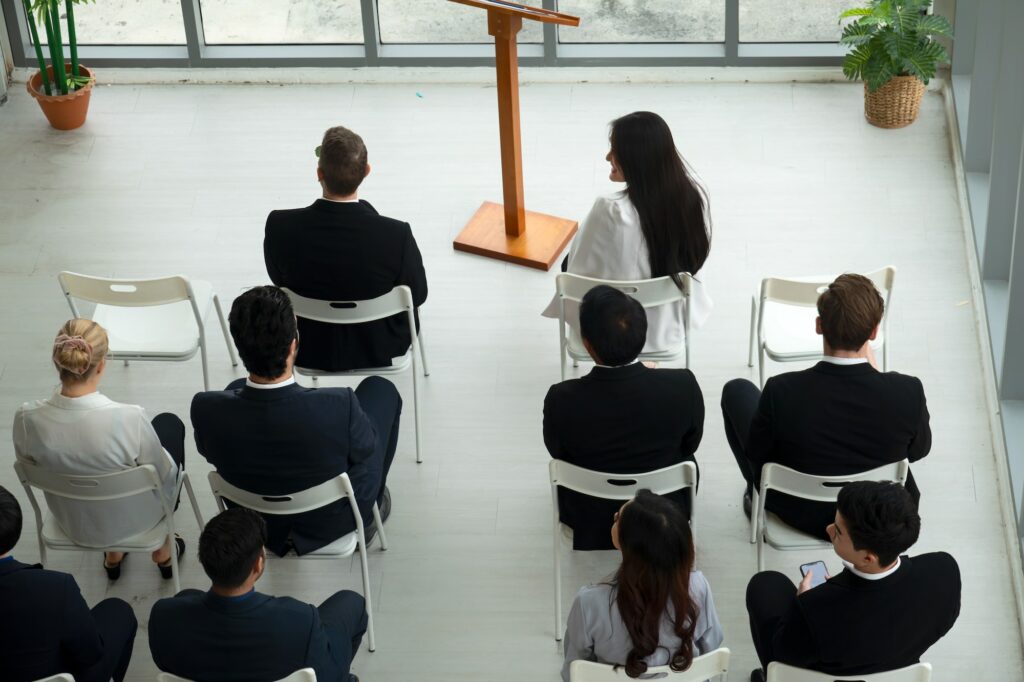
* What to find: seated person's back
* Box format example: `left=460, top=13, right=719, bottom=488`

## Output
left=191, top=286, right=400, bottom=556
left=562, top=491, right=722, bottom=681
left=721, top=273, right=931, bottom=537
left=745, top=482, right=960, bottom=679
left=264, top=125, right=428, bottom=371
left=544, top=286, right=704, bottom=550
left=150, top=508, right=367, bottom=682
left=0, top=485, right=138, bottom=682
left=541, top=111, right=713, bottom=352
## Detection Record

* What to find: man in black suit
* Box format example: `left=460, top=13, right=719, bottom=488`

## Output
left=151, top=507, right=367, bottom=682
left=191, top=286, right=400, bottom=556
left=746, top=481, right=960, bottom=681
left=264, top=125, right=428, bottom=372
left=0, top=485, right=138, bottom=682
left=543, top=285, right=704, bottom=550
left=721, top=273, right=931, bottom=538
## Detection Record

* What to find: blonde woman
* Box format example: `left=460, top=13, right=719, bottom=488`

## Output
left=13, top=319, right=186, bottom=580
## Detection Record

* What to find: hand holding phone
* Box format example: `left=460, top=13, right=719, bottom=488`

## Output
left=799, top=561, right=829, bottom=593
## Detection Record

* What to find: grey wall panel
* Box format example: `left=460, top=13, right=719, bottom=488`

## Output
left=965, top=0, right=1004, bottom=173
left=1001, top=138, right=1024, bottom=400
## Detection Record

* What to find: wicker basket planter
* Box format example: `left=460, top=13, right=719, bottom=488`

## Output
left=863, top=76, right=926, bottom=129
left=27, top=64, right=95, bottom=131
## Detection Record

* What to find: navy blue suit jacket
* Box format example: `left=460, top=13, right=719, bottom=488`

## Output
left=150, top=590, right=348, bottom=682
left=191, top=382, right=378, bottom=555
left=0, top=558, right=105, bottom=682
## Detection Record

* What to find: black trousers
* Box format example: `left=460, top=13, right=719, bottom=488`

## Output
left=151, top=412, right=186, bottom=509
left=720, top=378, right=762, bottom=495
left=746, top=571, right=796, bottom=671
left=318, top=589, right=369, bottom=676
left=351, top=376, right=401, bottom=513
left=80, top=598, right=138, bottom=682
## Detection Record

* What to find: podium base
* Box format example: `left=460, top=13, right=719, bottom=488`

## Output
left=453, top=201, right=578, bottom=271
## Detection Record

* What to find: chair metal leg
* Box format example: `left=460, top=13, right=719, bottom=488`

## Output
left=170, top=534, right=181, bottom=593
left=572, top=358, right=579, bottom=368
left=758, top=347, right=766, bottom=389
left=372, top=502, right=389, bottom=551
left=183, top=474, right=204, bottom=530
left=748, top=297, right=757, bottom=368
left=560, top=346, right=567, bottom=382
left=123, top=360, right=130, bottom=367
left=553, top=522, right=562, bottom=642
left=416, top=331, right=430, bottom=377
left=356, top=532, right=376, bottom=652
left=749, top=488, right=759, bottom=545
left=199, top=337, right=210, bottom=392
left=213, top=294, right=239, bottom=367
left=412, top=354, right=422, bottom=464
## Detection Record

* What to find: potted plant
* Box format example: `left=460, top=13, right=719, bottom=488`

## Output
left=23, top=0, right=96, bottom=130
left=840, top=0, right=952, bottom=129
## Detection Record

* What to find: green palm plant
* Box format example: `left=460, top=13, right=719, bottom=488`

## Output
left=840, top=0, right=952, bottom=93
left=22, top=0, right=95, bottom=96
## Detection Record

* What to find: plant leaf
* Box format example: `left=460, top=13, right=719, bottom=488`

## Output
left=840, top=21, right=875, bottom=46
left=916, top=14, right=953, bottom=37
left=840, top=7, right=874, bottom=20
left=880, top=30, right=901, bottom=61
left=864, top=51, right=896, bottom=92
left=843, top=43, right=873, bottom=81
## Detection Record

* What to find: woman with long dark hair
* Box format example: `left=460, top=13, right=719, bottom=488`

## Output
left=543, top=111, right=712, bottom=354
left=561, top=490, right=722, bottom=680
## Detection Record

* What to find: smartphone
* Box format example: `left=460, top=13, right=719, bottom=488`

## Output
left=799, top=560, right=829, bottom=588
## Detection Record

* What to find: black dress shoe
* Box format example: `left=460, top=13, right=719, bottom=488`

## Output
left=158, top=536, right=185, bottom=580
left=378, top=486, right=392, bottom=523
left=750, top=668, right=766, bottom=682
left=103, top=553, right=127, bottom=581
left=743, top=491, right=753, bottom=520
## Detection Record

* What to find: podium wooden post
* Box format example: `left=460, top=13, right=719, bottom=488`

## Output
left=449, top=0, right=581, bottom=270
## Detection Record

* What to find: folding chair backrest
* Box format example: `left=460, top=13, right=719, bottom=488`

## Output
left=761, top=460, right=910, bottom=503
left=59, top=271, right=192, bottom=308
left=283, top=286, right=414, bottom=326
left=208, top=471, right=355, bottom=516
left=759, top=266, right=896, bottom=308
left=157, top=670, right=317, bottom=682
left=556, top=273, right=692, bottom=308
left=15, top=461, right=162, bottom=502
left=766, top=661, right=931, bottom=682
left=570, top=647, right=730, bottom=681
left=550, top=460, right=698, bottom=500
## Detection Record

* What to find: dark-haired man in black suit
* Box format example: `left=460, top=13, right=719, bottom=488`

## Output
left=191, top=286, right=400, bottom=556
left=0, top=485, right=138, bottom=682
left=544, top=285, right=704, bottom=550
left=721, top=273, right=931, bottom=538
left=151, top=507, right=366, bottom=682
left=264, top=125, right=428, bottom=372
left=746, top=482, right=960, bottom=681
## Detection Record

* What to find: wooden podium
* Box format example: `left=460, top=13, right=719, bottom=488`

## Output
left=449, top=0, right=580, bottom=271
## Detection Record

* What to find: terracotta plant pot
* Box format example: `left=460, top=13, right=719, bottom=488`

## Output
left=863, top=75, right=926, bottom=129
left=27, top=64, right=95, bottom=131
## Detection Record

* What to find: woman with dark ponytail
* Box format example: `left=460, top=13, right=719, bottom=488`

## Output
left=561, top=490, right=722, bottom=680
left=543, top=111, right=712, bottom=355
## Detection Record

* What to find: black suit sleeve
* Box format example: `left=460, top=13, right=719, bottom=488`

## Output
left=907, top=378, right=931, bottom=463
left=681, top=370, right=704, bottom=457
left=60, top=574, right=105, bottom=674
left=347, top=390, right=378, bottom=465
left=747, top=379, right=776, bottom=490
left=264, top=213, right=284, bottom=286
left=771, top=596, right=819, bottom=668
left=400, top=224, right=428, bottom=307
left=542, top=386, right=564, bottom=460
left=304, top=604, right=347, bottom=682
left=190, top=395, right=213, bottom=467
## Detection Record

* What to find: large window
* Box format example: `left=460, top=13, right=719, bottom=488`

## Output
left=740, top=0, right=859, bottom=42
left=557, top=0, right=725, bottom=43
left=38, top=0, right=186, bottom=45
left=199, top=0, right=363, bottom=45
left=377, top=0, right=543, bottom=44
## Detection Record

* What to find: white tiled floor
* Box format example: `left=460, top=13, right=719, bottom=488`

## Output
left=0, top=75, right=1021, bottom=681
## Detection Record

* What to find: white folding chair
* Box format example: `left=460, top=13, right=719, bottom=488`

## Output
left=570, top=647, right=730, bottom=681
left=283, top=285, right=427, bottom=464
left=32, top=674, right=76, bottom=682
left=157, top=668, right=316, bottom=682
left=14, top=461, right=204, bottom=593
left=549, top=459, right=698, bottom=641
left=766, top=661, right=931, bottom=682
left=555, top=272, right=694, bottom=381
left=747, top=266, right=896, bottom=387
left=57, top=271, right=238, bottom=392
left=751, top=460, right=910, bottom=571
left=208, top=471, right=387, bottom=652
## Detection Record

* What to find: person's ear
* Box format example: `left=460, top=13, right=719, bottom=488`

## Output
left=316, top=166, right=324, bottom=183
left=95, top=357, right=106, bottom=377
left=868, top=323, right=879, bottom=341
left=364, top=162, right=372, bottom=179
left=253, top=552, right=266, bottom=581
left=815, top=316, right=823, bottom=336
left=582, top=337, right=602, bottom=365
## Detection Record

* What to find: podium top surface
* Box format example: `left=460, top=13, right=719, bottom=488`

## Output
left=448, top=0, right=580, bottom=27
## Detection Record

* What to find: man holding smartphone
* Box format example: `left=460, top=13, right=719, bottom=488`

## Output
left=744, top=481, right=961, bottom=682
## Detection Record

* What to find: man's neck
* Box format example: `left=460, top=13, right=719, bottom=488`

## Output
left=851, top=557, right=899, bottom=575
left=823, top=344, right=870, bottom=360
left=211, top=582, right=256, bottom=598
left=322, top=191, right=358, bottom=202
left=248, top=369, right=293, bottom=385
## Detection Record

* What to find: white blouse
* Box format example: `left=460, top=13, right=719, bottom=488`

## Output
left=542, top=194, right=712, bottom=354
left=561, top=572, right=724, bottom=682
left=13, top=391, right=180, bottom=547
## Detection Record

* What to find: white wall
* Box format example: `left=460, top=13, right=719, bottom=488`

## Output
left=0, top=0, right=11, bottom=101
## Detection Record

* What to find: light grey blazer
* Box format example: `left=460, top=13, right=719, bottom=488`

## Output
left=561, top=571, right=724, bottom=682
